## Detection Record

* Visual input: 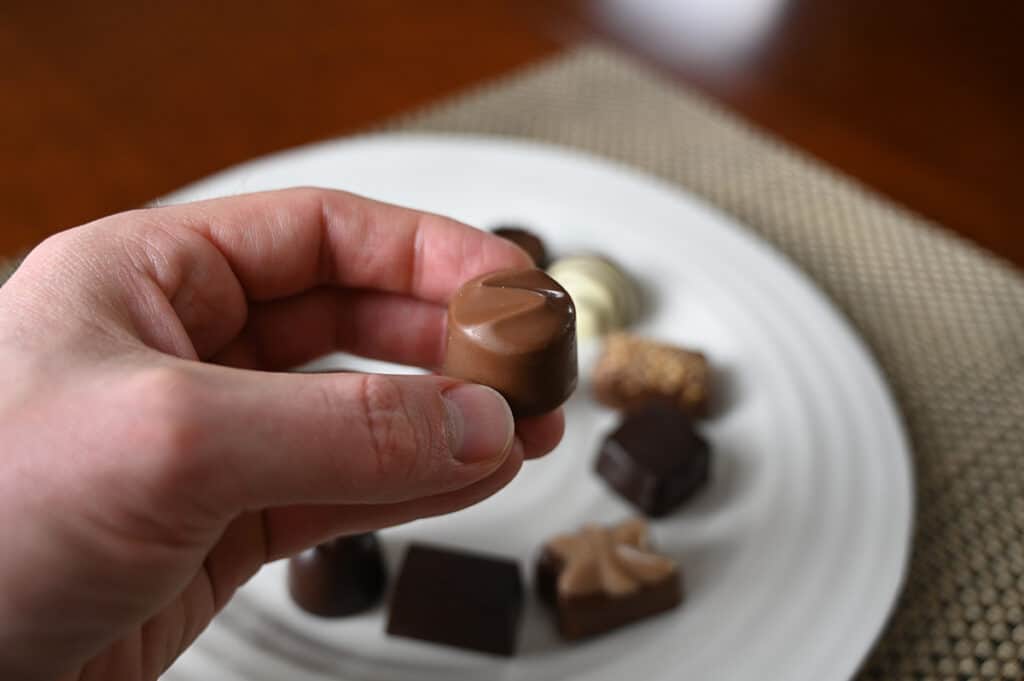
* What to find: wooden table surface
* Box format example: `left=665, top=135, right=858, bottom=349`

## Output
left=3, top=1, right=1022, bottom=267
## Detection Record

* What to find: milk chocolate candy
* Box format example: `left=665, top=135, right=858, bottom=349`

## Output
left=287, top=533, right=387, bottom=617
left=444, top=268, right=577, bottom=418
left=386, top=543, right=525, bottom=656
left=492, top=226, right=550, bottom=268
left=592, top=333, right=711, bottom=417
left=596, top=402, right=711, bottom=517
left=536, top=518, right=683, bottom=640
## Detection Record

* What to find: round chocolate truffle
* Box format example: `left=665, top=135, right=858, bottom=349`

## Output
left=444, top=268, right=577, bottom=418
left=492, top=226, right=550, bottom=269
left=287, top=533, right=387, bottom=617
left=547, top=255, right=639, bottom=339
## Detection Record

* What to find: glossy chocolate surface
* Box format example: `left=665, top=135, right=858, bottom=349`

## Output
left=595, top=403, right=711, bottom=517
left=386, top=543, right=525, bottom=656
left=492, top=226, right=549, bottom=268
left=287, top=533, right=387, bottom=617
left=444, top=268, right=577, bottom=418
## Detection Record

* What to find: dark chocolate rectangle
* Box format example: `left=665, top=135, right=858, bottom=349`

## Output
left=386, top=543, right=524, bottom=656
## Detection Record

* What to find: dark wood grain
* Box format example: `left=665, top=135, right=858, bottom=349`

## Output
left=0, top=2, right=559, bottom=255
left=3, top=1, right=1021, bottom=267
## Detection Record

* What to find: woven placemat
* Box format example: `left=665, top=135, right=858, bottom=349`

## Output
left=382, top=46, right=1024, bottom=680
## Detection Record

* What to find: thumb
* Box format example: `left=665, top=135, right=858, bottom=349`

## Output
left=124, top=365, right=517, bottom=516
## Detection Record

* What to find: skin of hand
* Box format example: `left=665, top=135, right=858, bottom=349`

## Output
left=0, top=188, right=565, bottom=681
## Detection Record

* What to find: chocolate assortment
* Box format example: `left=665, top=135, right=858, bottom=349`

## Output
left=596, top=402, right=711, bottom=517
left=386, top=543, right=525, bottom=656
left=287, top=533, right=387, bottom=617
left=536, top=518, right=683, bottom=640
left=592, top=333, right=711, bottom=417
left=287, top=236, right=729, bottom=654
left=547, top=255, right=639, bottom=338
left=492, top=226, right=550, bottom=268
left=443, top=268, right=577, bottom=418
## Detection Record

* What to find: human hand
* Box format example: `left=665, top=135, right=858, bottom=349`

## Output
left=0, top=188, right=564, bottom=681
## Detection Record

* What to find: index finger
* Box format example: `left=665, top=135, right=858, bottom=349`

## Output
left=159, top=186, right=534, bottom=303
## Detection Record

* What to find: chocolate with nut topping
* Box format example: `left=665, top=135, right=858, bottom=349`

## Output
left=592, top=333, right=711, bottom=417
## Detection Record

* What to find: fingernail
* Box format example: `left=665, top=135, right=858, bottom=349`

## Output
left=443, top=384, right=515, bottom=464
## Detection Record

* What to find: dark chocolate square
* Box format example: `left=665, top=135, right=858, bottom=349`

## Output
left=386, top=543, right=524, bottom=656
left=595, top=403, right=711, bottom=517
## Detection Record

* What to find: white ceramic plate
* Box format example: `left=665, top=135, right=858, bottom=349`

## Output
left=160, top=134, right=912, bottom=681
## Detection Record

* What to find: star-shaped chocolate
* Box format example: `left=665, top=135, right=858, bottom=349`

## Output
left=546, top=518, right=677, bottom=598
left=536, top=517, right=684, bottom=640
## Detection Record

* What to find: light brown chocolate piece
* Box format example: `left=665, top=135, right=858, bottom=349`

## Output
left=536, top=518, right=683, bottom=640
left=547, top=519, right=676, bottom=597
left=444, top=268, right=577, bottom=418
left=592, top=333, right=711, bottom=417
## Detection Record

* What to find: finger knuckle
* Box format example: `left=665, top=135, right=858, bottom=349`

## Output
left=129, top=367, right=211, bottom=489
left=355, top=374, right=436, bottom=483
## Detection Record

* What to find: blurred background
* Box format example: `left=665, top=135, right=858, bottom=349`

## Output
left=2, top=1, right=1021, bottom=266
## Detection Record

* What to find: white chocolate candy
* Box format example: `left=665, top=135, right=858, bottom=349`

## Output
left=573, top=303, right=609, bottom=339
left=547, top=255, right=639, bottom=338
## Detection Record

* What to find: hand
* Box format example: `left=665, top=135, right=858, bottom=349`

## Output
left=0, top=188, right=565, bottom=681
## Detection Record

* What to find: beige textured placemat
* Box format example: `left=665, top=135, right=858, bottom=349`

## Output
left=382, top=46, right=1024, bottom=680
